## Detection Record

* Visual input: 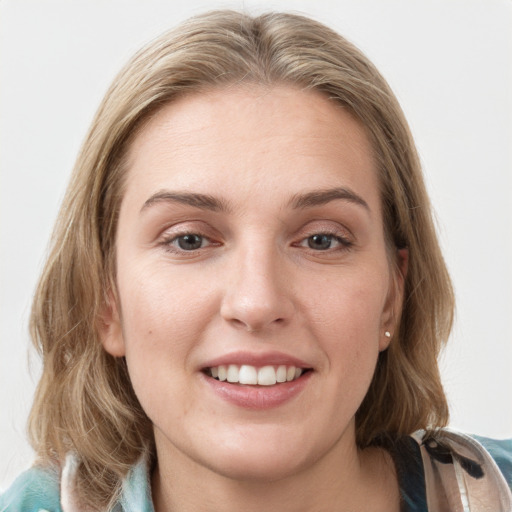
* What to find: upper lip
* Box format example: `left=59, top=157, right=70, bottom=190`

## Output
left=201, top=350, right=312, bottom=370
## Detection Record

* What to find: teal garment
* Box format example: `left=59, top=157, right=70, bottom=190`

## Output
left=476, top=436, right=512, bottom=488
left=0, top=461, right=154, bottom=512
left=1, top=435, right=511, bottom=511
left=0, top=466, right=62, bottom=512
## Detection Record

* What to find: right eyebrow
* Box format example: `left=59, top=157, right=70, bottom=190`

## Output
left=140, top=190, right=232, bottom=214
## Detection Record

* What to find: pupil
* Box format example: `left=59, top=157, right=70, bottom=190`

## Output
left=178, top=234, right=202, bottom=250
left=308, top=234, right=332, bottom=250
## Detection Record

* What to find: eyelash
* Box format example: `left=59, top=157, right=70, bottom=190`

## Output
left=159, top=229, right=353, bottom=255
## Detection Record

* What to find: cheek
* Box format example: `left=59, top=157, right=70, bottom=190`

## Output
left=115, top=267, right=202, bottom=379
left=303, top=270, right=388, bottom=338
left=118, top=262, right=207, bottom=339
left=116, top=275, right=206, bottom=425
left=300, top=267, right=389, bottom=384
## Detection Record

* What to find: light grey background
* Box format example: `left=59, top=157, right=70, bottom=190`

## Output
left=1, top=0, right=511, bottom=490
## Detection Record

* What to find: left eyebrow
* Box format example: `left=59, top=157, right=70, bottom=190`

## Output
left=288, top=187, right=370, bottom=212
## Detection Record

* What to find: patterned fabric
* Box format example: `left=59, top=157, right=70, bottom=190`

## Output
left=394, top=431, right=512, bottom=512
left=415, top=430, right=512, bottom=511
left=1, top=431, right=511, bottom=511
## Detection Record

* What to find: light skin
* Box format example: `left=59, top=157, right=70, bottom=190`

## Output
left=101, top=85, right=405, bottom=511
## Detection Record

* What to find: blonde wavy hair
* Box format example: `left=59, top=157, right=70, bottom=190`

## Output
left=28, top=10, right=454, bottom=510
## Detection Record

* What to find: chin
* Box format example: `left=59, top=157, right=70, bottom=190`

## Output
left=195, top=429, right=320, bottom=483
left=207, top=451, right=311, bottom=483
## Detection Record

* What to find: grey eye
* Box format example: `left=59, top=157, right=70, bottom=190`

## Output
left=177, top=234, right=204, bottom=250
left=307, top=234, right=333, bottom=250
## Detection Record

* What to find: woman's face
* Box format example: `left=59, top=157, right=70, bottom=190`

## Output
left=101, top=85, right=402, bottom=481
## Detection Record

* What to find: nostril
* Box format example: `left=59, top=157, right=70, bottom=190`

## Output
left=230, top=318, right=249, bottom=330
left=245, top=317, right=286, bottom=333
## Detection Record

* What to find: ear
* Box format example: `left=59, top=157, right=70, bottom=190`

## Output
left=97, top=291, right=126, bottom=357
left=379, top=248, right=409, bottom=351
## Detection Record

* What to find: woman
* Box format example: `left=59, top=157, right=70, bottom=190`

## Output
left=1, top=10, right=511, bottom=512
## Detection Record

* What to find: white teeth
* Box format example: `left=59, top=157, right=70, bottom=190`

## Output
left=276, top=365, right=287, bottom=383
left=218, top=365, right=227, bottom=381
left=208, top=364, right=306, bottom=386
left=227, top=364, right=239, bottom=383
left=239, top=365, right=258, bottom=385
left=258, top=366, right=277, bottom=386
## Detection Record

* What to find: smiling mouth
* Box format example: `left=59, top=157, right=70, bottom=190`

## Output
left=204, top=364, right=311, bottom=386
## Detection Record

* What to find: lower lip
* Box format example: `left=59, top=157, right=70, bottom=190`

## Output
left=202, top=372, right=312, bottom=410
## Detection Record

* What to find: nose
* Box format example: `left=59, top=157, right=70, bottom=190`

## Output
left=220, top=246, right=295, bottom=333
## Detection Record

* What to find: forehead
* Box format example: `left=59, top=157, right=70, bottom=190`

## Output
left=123, top=85, right=380, bottom=211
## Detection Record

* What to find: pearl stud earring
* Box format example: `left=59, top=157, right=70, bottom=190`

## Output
left=384, top=331, right=391, bottom=338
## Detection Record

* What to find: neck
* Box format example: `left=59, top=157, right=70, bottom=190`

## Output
left=151, top=436, right=400, bottom=512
